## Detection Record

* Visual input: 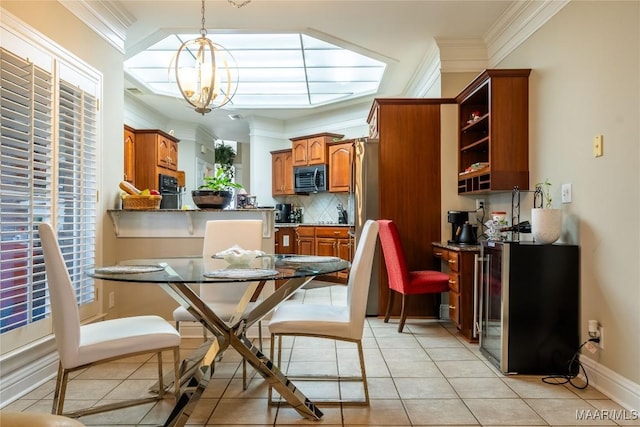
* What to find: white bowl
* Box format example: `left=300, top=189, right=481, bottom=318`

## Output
left=222, top=252, right=259, bottom=266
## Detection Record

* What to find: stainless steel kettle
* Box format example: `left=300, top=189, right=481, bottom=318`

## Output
left=458, top=222, right=478, bottom=245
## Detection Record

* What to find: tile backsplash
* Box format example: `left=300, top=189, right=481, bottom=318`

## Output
left=276, top=193, right=352, bottom=224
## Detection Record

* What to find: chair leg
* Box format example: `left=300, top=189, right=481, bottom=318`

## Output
left=156, top=352, right=165, bottom=398
left=356, top=340, right=370, bottom=406
left=173, top=347, right=181, bottom=398
left=51, top=362, right=67, bottom=415
left=267, top=333, right=276, bottom=403
left=384, top=289, right=395, bottom=323
left=398, top=294, right=408, bottom=333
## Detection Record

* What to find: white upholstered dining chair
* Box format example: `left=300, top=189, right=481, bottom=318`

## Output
left=267, top=219, right=379, bottom=406
left=172, top=219, right=264, bottom=387
left=38, top=222, right=181, bottom=418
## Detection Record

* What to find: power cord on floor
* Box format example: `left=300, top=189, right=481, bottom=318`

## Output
left=541, top=337, right=599, bottom=389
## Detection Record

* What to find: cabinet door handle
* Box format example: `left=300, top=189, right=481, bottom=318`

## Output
left=448, top=259, right=456, bottom=265
left=449, top=305, right=456, bottom=310
left=448, top=279, right=456, bottom=285
left=434, top=251, right=443, bottom=257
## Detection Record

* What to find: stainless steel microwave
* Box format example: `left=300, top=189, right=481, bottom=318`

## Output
left=294, top=164, right=327, bottom=193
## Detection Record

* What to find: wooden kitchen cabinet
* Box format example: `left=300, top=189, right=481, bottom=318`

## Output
left=432, top=243, right=480, bottom=342
left=456, top=69, right=531, bottom=194
left=123, top=125, right=136, bottom=184
left=328, top=140, right=353, bottom=193
left=294, top=225, right=353, bottom=283
left=275, top=227, right=297, bottom=289
left=368, top=98, right=450, bottom=318
left=295, top=226, right=315, bottom=255
left=271, top=149, right=294, bottom=196
left=275, top=227, right=297, bottom=255
left=130, top=128, right=180, bottom=191
left=315, top=226, right=353, bottom=280
left=290, top=132, right=344, bottom=167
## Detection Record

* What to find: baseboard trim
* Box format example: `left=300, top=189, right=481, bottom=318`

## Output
left=580, top=356, right=640, bottom=412
left=0, top=338, right=58, bottom=408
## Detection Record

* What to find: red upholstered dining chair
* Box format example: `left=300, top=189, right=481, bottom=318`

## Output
left=377, top=219, right=449, bottom=333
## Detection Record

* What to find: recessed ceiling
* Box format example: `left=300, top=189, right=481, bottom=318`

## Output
left=124, top=32, right=386, bottom=109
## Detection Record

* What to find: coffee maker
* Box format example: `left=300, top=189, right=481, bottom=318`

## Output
left=447, top=210, right=469, bottom=244
left=275, top=203, right=292, bottom=223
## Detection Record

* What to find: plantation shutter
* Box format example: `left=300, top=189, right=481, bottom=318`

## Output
left=1, top=42, right=99, bottom=343
left=0, top=48, right=54, bottom=333
left=56, top=80, right=98, bottom=306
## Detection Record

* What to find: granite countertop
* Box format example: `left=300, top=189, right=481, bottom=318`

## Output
left=275, top=223, right=353, bottom=228
left=432, top=241, right=481, bottom=252
left=107, top=208, right=275, bottom=213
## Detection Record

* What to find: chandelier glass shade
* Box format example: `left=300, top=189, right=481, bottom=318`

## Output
left=174, top=1, right=238, bottom=114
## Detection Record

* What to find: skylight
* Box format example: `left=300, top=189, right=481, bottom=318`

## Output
left=124, top=32, right=386, bottom=109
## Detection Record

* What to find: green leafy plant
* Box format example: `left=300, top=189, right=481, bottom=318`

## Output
left=199, top=167, right=242, bottom=192
left=214, top=143, right=236, bottom=168
left=535, top=179, right=553, bottom=208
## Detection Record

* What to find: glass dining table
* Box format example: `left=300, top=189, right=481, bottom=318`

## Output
left=88, top=254, right=350, bottom=427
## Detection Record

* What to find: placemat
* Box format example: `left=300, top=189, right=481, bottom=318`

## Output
left=282, top=256, right=341, bottom=264
left=94, top=265, right=165, bottom=274
left=203, top=268, right=279, bottom=279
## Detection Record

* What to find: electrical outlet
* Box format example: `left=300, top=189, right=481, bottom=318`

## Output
left=598, top=325, right=604, bottom=349
left=108, top=291, right=115, bottom=308
left=475, top=199, right=485, bottom=211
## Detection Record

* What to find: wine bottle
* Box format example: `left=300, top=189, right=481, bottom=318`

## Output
left=499, top=221, right=531, bottom=233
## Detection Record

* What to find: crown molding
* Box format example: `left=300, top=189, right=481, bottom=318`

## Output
left=403, top=42, right=441, bottom=97
left=436, top=38, right=488, bottom=73
left=485, top=0, right=569, bottom=66
left=58, top=0, right=135, bottom=54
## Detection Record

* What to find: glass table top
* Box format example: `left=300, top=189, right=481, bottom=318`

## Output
left=87, top=254, right=350, bottom=283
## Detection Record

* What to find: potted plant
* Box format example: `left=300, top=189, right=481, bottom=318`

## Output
left=214, top=143, right=236, bottom=170
left=531, top=179, right=562, bottom=244
left=192, top=167, right=242, bottom=209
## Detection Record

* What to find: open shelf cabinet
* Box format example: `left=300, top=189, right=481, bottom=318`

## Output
left=456, top=69, right=531, bottom=194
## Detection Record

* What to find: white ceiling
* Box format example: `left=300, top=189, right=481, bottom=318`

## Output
left=112, top=0, right=516, bottom=142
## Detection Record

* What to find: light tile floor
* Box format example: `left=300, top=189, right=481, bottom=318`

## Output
left=4, top=285, right=638, bottom=426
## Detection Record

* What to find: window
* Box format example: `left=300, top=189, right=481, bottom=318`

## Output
left=1, top=35, right=99, bottom=344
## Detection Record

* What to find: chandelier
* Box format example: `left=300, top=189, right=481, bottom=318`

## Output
left=174, top=0, right=240, bottom=114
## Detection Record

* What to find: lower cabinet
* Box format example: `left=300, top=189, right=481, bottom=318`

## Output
left=295, top=225, right=354, bottom=283
left=295, top=226, right=315, bottom=255
left=432, top=243, right=480, bottom=342
left=275, top=227, right=297, bottom=289
left=315, top=227, right=353, bottom=281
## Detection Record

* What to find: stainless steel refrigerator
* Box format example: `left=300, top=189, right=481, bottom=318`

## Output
left=352, top=138, right=380, bottom=315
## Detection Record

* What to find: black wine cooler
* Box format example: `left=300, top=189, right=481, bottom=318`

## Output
left=480, top=241, right=580, bottom=375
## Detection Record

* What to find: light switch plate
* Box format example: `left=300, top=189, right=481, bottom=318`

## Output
left=561, top=183, right=572, bottom=203
left=593, top=134, right=604, bottom=157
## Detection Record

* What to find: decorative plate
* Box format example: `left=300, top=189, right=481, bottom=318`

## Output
left=94, top=265, right=165, bottom=274
left=282, top=256, right=341, bottom=263
left=203, top=268, right=279, bottom=279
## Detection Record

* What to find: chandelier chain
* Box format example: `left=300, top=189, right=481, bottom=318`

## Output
left=200, top=0, right=207, bottom=36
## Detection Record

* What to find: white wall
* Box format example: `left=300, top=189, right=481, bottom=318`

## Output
left=493, top=1, right=639, bottom=384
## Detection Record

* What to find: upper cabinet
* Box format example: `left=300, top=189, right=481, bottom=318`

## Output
left=328, top=140, right=353, bottom=193
left=123, top=125, right=136, bottom=184
left=290, top=132, right=344, bottom=167
left=456, top=69, right=531, bottom=194
left=127, top=127, right=180, bottom=191
left=271, top=149, right=294, bottom=196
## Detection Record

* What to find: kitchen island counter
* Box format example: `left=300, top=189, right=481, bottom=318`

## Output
left=107, top=208, right=275, bottom=238
left=275, top=223, right=353, bottom=228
